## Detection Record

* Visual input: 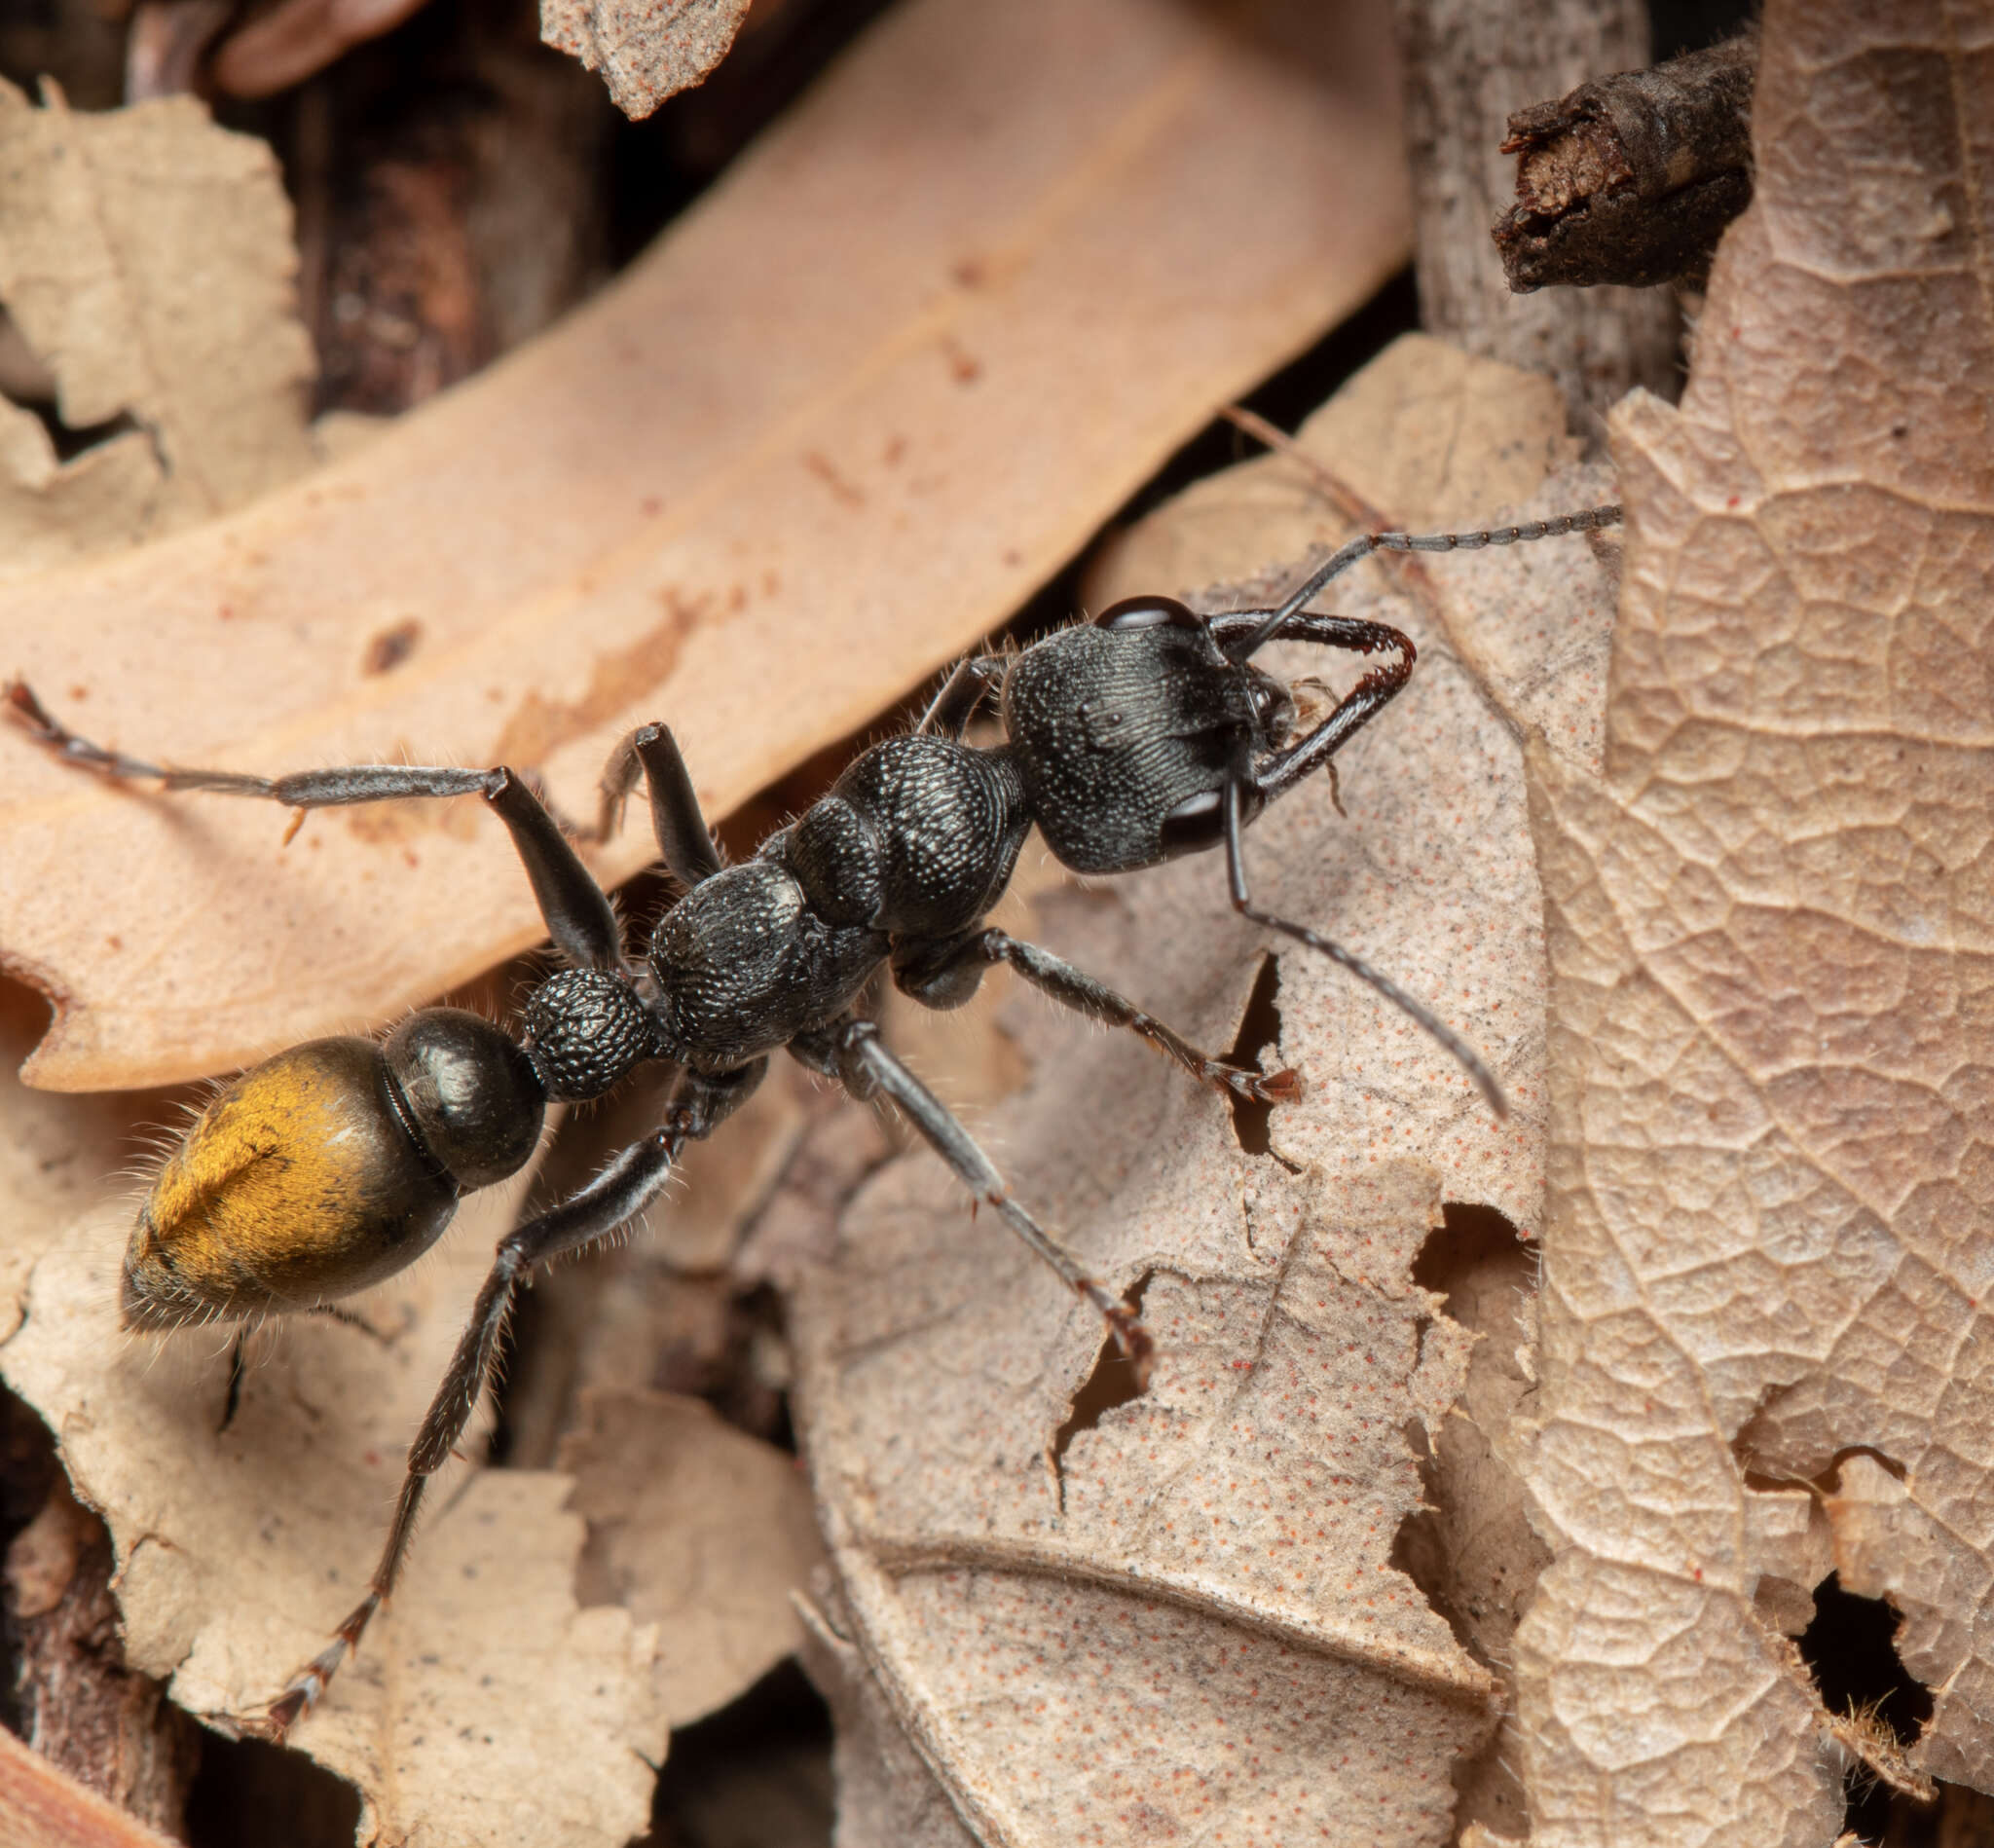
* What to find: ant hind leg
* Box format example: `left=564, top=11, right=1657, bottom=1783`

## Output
left=8, top=678, right=622, bottom=971
left=250, top=1059, right=766, bottom=1741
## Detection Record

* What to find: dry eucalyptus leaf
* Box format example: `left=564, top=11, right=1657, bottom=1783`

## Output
left=2, top=0, right=1411, bottom=1094
left=0, top=1720, right=179, bottom=1848
left=1515, top=0, right=1994, bottom=1838
left=540, top=0, right=748, bottom=120
left=792, top=334, right=1624, bottom=1845
left=559, top=1386, right=827, bottom=1729
left=0, top=1164, right=664, bottom=1848
left=0, top=78, right=314, bottom=574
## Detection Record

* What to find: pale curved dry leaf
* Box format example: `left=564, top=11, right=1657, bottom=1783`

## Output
left=540, top=0, right=748, bottom=120
left=0, top=79, right=314, bottom=574
left=2, top=0, right=1410, bottom=1095
left=559, top=1386, right=827, bottom=1729
left=1514, top=0, right=1994, bottom=1839
left=791, top=334, right=1625, bottom=1845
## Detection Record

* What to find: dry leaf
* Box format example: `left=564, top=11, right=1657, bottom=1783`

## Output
left=559, top=1386, right=827, bottom=1729
left=2, top=0, right=1411, bottom=1094
left=540, top=0, right=748, bottom=120
left=797, top=1583, right=979, bottom=1848
left=1515, top=0, right=1994, bottom=1838
left=0, top=79, right=314, bottom=575
left=791, top=333, right=1625, bottom=1845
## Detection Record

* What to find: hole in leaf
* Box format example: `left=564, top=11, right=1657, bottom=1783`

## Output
left=1409, top=1200, right=1532, bottom=1321
left=1799, top=1572, right=1931, bottom=1744
left=1798, top=1571, right=1934, bottom=1842
left=646, top=1656, right=832, bottom=1846
left=216, top=1332, right=246, bottom=1435
left=185, top=1728, right=361, bottom=1848
left=1222, top=953, right=1284, bottom=1158
left=1049, top=1270, right=1155, bottom=1504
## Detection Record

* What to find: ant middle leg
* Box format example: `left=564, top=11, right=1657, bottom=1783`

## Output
left=254, top=1059, right=767, bottom=1742
left=915, top=655, right=1006, bottom=740
left=891, top=929, right=1300, bottom=1105
left=789, top=1017, right=1153, bottom=1385
left=586, top=722, right=724, bottom=890
left=6, top=679, right=622, bottom=973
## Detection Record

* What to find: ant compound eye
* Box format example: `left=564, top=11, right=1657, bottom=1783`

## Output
left=125, top=1038, right=462, bottom=1332
left=1158, top=789, right=1226, bottom=857
left=1095, top=595, right=1202, bottom=632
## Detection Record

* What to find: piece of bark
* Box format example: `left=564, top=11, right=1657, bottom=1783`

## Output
left=7, top=1469, right=201, bottom=1840
left=290, top=0, right=614, bottom=418
left=208, top=0, right=431, bottom=97
left=1495, top=35, right=1757, bottom=292
left=1394, top=0, right=1680, bottom=424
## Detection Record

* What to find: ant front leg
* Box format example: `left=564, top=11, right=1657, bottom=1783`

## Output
left=254, top=1060, right=766, bottom=1742
left=6, top=680, right=622, bottom=972
left=1219, top=770, right=1507, bottom=1117
left=790, top=1017, right=1153, bottom=1385
left=892, top=929, right=1300, bottom=1105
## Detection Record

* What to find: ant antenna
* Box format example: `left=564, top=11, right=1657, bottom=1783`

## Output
left=1238, top=504, right=1623, bottom=659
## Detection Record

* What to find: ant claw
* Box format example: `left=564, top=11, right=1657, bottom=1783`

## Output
left=1254, top=1066, right=1304, bottom=1104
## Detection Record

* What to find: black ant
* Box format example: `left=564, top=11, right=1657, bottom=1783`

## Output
left=5, top=499, right=1619, bottom=1741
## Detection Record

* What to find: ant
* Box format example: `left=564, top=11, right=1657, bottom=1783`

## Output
left=6, top=499, right=1618, bottom=1743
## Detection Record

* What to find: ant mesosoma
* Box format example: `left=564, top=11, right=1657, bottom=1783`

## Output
left=7, top=499, right=1618, bottom=1741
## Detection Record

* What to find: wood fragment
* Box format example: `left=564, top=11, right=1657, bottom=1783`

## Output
left=1392, top=0, right=1680, bottom=424
left=5, top=1462, right=199, bottom=1840
left=1494, top=35, right=1757, bottom=292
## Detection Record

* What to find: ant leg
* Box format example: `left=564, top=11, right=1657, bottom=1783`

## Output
left=791, top=1018, right=1152, bottom=1385
left=7, top=679, right=620, bottom=970
left=892, top=929, right=1300, bottom=1105
left=916, top=656, right=1006, bottom=739
left=1220, top=771, right=1507, bottom=1118
left=255, top=1060, right=766, bottom=1742
left=590, top=722, right=722, bottom=888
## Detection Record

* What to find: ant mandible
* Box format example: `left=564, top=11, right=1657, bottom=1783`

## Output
left=6, top=499, right=1619, bottom=1742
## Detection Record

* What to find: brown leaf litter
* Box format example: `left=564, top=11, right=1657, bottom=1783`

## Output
left=540, top=0, right=750, bottom=121
left=1515, top=0, right=1994, bottom=1840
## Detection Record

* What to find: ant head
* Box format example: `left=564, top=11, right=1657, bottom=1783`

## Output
left=1000, top=600, right=1283, bottom=877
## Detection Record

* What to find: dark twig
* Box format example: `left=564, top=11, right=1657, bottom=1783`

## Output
left=1494, top=34, right=1758, bottom=294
